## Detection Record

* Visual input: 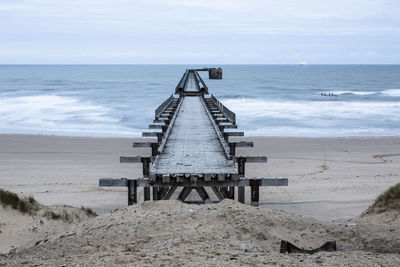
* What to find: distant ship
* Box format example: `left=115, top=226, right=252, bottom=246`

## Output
left=300, top=61, right=306, bottom=66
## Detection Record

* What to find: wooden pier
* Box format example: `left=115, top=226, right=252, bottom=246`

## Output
left=100, top=69, right=288, bottom=206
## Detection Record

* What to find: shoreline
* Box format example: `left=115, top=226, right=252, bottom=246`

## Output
left=1, top=133, right=399, bottom=221
left=2, top=132, right=400, bottom=139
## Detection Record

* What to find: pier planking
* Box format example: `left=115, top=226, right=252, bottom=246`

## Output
left=150, top=96, right=237, bottom=175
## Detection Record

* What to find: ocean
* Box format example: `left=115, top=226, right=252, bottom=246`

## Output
left=0, top=65, right=399, bottom=137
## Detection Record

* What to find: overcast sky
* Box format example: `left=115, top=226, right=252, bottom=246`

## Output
left=0, top=0, right=399, bottom=64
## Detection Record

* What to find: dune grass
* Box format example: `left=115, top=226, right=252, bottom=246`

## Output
left=0, top=188, right=97, bottom=220
left=80, top=206, right=97, bottom=217
left=371, top=183, right=400, bottom=212
left=43, top=206, right=97, bottom=222
left=0, top=188, right=39, bottom=214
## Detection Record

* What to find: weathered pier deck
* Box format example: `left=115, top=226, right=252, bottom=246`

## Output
left=100, top=69, right=287, bottom=206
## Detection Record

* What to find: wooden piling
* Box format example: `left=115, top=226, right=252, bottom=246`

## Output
left=144, top=187, right=150, bottom=201
left=127, top=179, right=137, bottom=205
left=228, top=186, right=235, bottom=199
left=141, top=157, right=151, bottom=202
left=229, top=142, right=236, bottom=156
left=238, top=186, right=245, bottom=204
left=249, top=179, right=261, bottom=207
left=238, top=157, right=246, bottom=204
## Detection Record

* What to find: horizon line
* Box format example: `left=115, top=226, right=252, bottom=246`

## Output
left=1, top=63, right=399, bottom=66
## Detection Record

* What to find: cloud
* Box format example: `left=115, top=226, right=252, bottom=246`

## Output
left=0, top=0, right=399, bottom=63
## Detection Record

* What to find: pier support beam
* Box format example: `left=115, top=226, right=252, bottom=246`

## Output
left=144, top=187, right=150, bottom=201
left=238, top=187, right=245, bottom=204
left=194, top=187, right=211, bottom=203
left=99, top=177, right=287, bottom=205
left=153, top=186, right=168, bottom=200
left=220, top=186, right=234, bottom=199
left=163, top=186, right=177, bottom=200
left=178, top=187, right=193, bottom=202
left=237, top=157, right=246, bottom=204
left=141, top=157, right=151, bottom=202
left=127, top=180, right=137, bottom=205
left=249, top=179, right=261, bottom=207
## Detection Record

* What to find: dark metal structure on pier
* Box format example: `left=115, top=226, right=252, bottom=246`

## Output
left=99, top=69, right=287, bottom=206
left=196, top=67, right=223, bottom=79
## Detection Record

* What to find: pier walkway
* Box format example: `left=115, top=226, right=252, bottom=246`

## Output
left=100, top=69, right=287, bottom=206
left=151, top=96, right=237, bottom=175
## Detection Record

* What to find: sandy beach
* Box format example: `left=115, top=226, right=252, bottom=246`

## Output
left=1, top=134, right=399, bottom=220
left=1, top=134, right=400, bottom=265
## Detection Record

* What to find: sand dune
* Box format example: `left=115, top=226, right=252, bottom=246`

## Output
left=2, top=200, right=400, bottom=266
left=0, top=202, right=95, bottom=254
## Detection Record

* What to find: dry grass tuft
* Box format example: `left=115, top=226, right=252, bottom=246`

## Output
left=368, top=183, right=400, bottom=213
left=0, top=188, right=39, bottom=214
left=1, top=188, right=97, bottom=221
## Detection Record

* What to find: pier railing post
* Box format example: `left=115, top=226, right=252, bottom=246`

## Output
left=229, top=143, right=236, bottom=156
left=151, top=143, right=159, bottom=157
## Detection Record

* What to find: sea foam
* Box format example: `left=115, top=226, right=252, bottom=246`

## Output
left=221, top=98, right=400, bottom=136
left=222, top=98, right=400, bottom=119
left=382, top=89, right=400, bottom=97
left=0, top=95, right=142, bottom=137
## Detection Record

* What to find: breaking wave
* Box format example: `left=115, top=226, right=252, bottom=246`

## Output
left=0, top=95, right=142, bottom=137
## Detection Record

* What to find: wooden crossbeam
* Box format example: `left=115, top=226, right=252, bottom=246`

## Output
left=177, top=187, right=192, bottom=201
left=228, top=141, right=253, bottom=156
left=142, top=132, right=163, bottom=142
left=132, top=142, right=158, bottom=156
left=223, top=131, right=244, bottom=137
left=120, top=156, right=142, bottom=163
left=99, top=178, right=127, bottom=186
left=158, top=114, right=171, bottom=118
left=219, top=124, right=237, bottom=129
left=162, top=186, right=177, bottom=200
left=234, top=156, right=267, bottom=163
left=233, top=141, right=254, bottom=147
left=216, top=117, right=228, bottom=121
left=211, top=187, right=225, bottom=201
left=195, top=187, right=211, bottom=202
left=148, top=124, right=165, bottom=129
left=153, top=118, right=169, bottom=123
left=99, top=177, right=288, bottom=187
left=220, top=186, right=234, bottom=199
left=142, top=131, right=162, bottom=137
left=132, top=142, right=155, bottom=148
